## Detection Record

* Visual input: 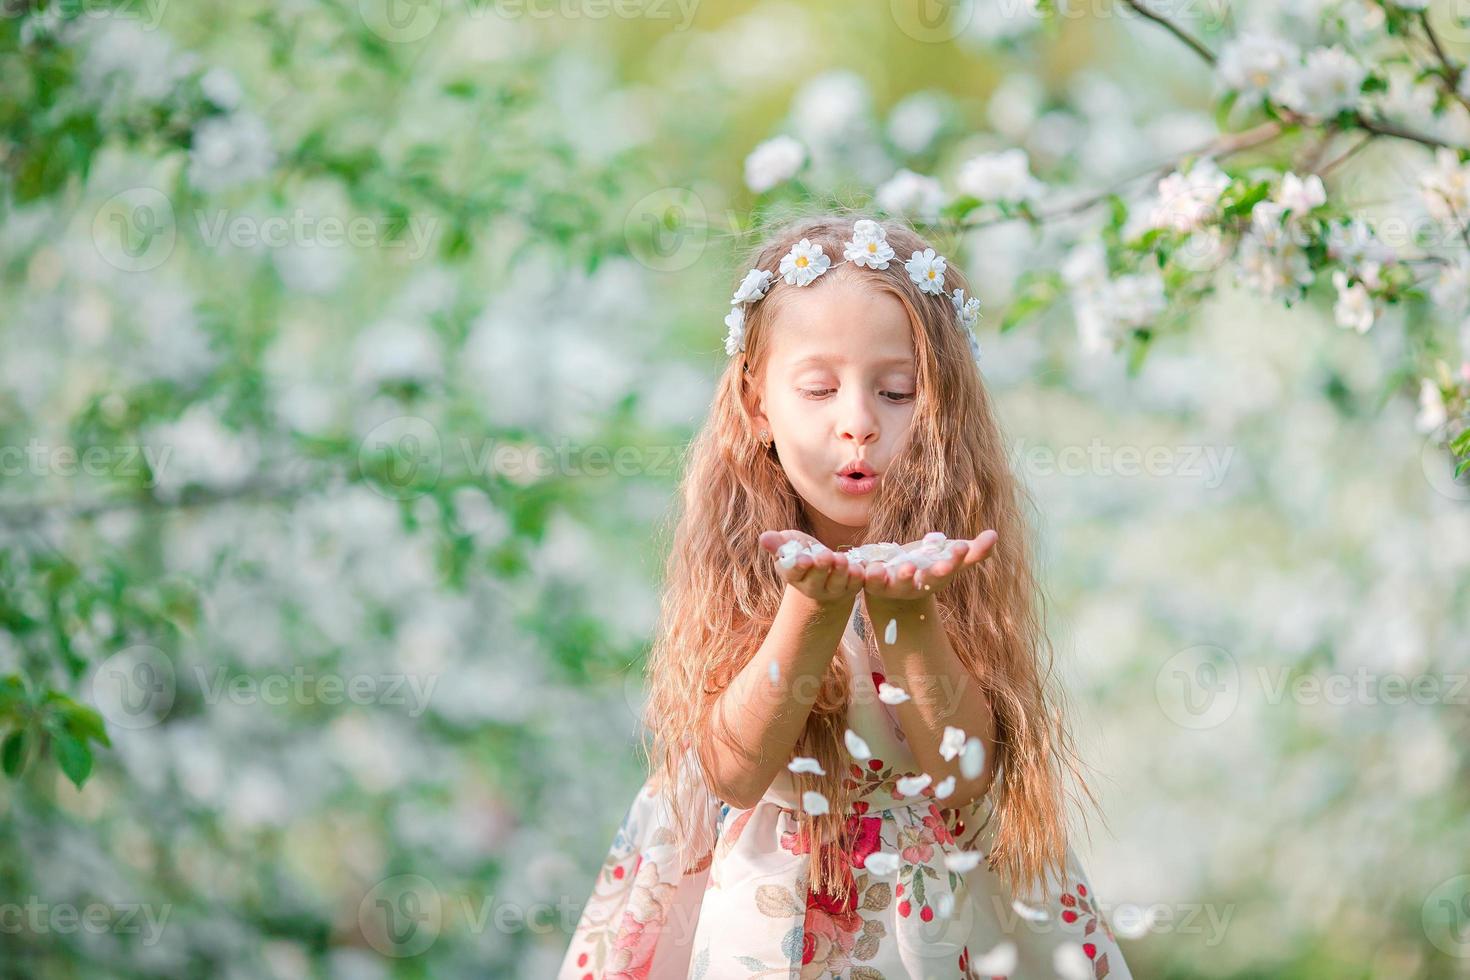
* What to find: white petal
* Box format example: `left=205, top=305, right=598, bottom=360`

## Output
left=801, top=790, right=829, bottom=815
left=788, top=756, right=827, bottom=775
left=895, top=773, right=931, bottom=796
left=1012, top=898, right=1050, bottom=921
left=960, top=737, right=985, bottom=779
left=1054, top=942, right=1092, bottom=980
left=862, top=851, right=900, bottom=875
left=883, top=618, right=898, bottom=644
left=844, top=728, right=872, bottom=760
left=877, top=682, right=910, bottom=705
left=939, top=725, right=967, bottom=761
left=934, top=775, right=956, bottom=799
left=944, top=850, right=983, bottom=873
left=769, top=660, right=780, bottom=685
left=936, top=892, right=955, bottom=919
left=974, top=941, right=1017, bottom=975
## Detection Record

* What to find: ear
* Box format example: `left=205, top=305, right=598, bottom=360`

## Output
left=740, top=371, right=770, bottom=436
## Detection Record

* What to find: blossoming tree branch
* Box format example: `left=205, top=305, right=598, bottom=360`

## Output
left=742, top=0, right=1470, bottom=481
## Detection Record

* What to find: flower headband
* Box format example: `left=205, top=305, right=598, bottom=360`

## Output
left=722, top=219, right=983, bottom=365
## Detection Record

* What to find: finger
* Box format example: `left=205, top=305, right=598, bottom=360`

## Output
left=967, top=530, right=998, bottom=563
left=787, top=553, right=815, bottom=582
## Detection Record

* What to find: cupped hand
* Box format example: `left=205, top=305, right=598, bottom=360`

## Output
left=862, top=530, right=998, bottom=603
left=758, top=530, right=864, bottom=608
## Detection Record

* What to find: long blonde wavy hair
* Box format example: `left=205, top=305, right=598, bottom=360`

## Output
left=639, top=208, right=1097, bottom=904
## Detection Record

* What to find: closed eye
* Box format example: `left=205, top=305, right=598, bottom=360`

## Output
left=799, top=389, right=915, bottom=402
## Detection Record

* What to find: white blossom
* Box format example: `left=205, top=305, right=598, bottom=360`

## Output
left=187, top=112, right=276, bottom=194
left=200, top=67, right=243, bottom=110
left=955, top=148, right=1043, bottom=203
left=1149, top=158, right=1230, bottom=233
left=844, top=728, right=872, bottom=760
left=887, top=91, right=947, bottom=155
left=788, top=756, right=827, bottom=775
left=723, top=306, right=746, bottom=356
left=934, top=775, right=956, bottom=799
left=905, top=248, right=947, bottom=295
left=1331, top=269, right=1376, bottom=333
left=352, top=319, right=443, bottom=388
left=875, top=168, right=945, bottom=222
left=779, top=238, right=831, bottom=286
left=1419, top=147, right=1470, bottom=225
left=951, top=288, right=982, bottom=329
left=731, top=268, right=774, bottom=304
left=1276, top=172, right=1326, bottom=214
left=800, top=790, right=829, bottom=815
left=843, top=219, right=895, bottom=269
left=744, top=135, right=806, bottom=193
left=1216, top=32, right=1300, bottom=104
left=1272, top=46, right=1367, bottom=117
left=1415, top=379, right=1448, bottom=433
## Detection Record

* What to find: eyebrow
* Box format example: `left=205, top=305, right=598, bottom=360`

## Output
left=790, top=354, right=914, bottom=370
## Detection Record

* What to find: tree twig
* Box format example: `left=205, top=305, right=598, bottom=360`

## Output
left=1119, top=0, right=1216, bottom=65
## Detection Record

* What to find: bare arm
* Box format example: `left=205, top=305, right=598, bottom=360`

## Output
left=699, top=584, right=853, bottom=809
left=864, top=591, right=997, bottom=808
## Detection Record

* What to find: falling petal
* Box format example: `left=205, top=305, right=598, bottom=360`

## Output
left=895, top=773, right=931, bottom=796
left=1012, top=898, right=1049, bottom=922
left=935, top=892, right=955, bottom=919
left=923, top=531, right=946, bottom=544
left=788, top=756, right=826, bottom=775
left=863, top=851, right=900, bottom=875
left=960, top=737, right=985, bottom=779
left=768, top=660, right=779, bottom=685
left=1111, top=902, right=1160, bottom=939
left=877, top=682, right=910, bottom=705
left=1054, top=942, right=1091, bottom=980
left=844, top=728, right=872, bottom=760
left=801, top=790, right=829, bottom=815
left=939, top=725, right=966, bottom=761
left=944, top=851, right=982, bottom=873
left=934, top=775, right=956, bottom=799
left=975, top=941, right=1017, bottom=975
left=884, top=618, right=898, bottom=644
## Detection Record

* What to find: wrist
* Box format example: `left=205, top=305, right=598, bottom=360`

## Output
left=863, top=589, right=938, bottom=618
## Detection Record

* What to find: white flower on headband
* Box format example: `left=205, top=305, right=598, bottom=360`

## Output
left=967, top=329, right=983, bottom=363
left=843, top=219, right=895, bottom=269
left=723, top=306, right=746, bottom=355
left=951, top=288, right=981, bottom=329
left=732, top=268, right=774, bottom=305
left=906, top=248, right=947, bottom=295
left=779, top=238, right=831, bottom=286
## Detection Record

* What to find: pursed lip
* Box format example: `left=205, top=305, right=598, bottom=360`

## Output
left=836, top=460, right=878, bottom=479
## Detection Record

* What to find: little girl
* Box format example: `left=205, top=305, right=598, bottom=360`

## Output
left=558, top=214, right=1132, bottom=979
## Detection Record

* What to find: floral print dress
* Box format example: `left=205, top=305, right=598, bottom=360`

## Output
left=558, top=606, right=1133, bottom=980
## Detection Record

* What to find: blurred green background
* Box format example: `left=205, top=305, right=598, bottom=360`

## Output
left=2, top=0, right=1469, bottom=977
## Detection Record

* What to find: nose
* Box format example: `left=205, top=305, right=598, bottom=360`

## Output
left=837, top=393, right=880, bottom=449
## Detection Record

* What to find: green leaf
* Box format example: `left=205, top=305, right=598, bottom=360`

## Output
left=52, top=730, right=93, bottom=788
left=64, top=703, right=111, bottom=748
left=0, top=675, right=27, bottom=717
left=2, top=729, right=26, bottom=778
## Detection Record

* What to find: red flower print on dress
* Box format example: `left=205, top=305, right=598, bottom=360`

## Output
left=1057, top=878, right=1116, bottom=979
left=800, top=874, right=864, bottom=979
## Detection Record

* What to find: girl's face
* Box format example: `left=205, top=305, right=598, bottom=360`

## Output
left=746, top=270, right=918, bottom=549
